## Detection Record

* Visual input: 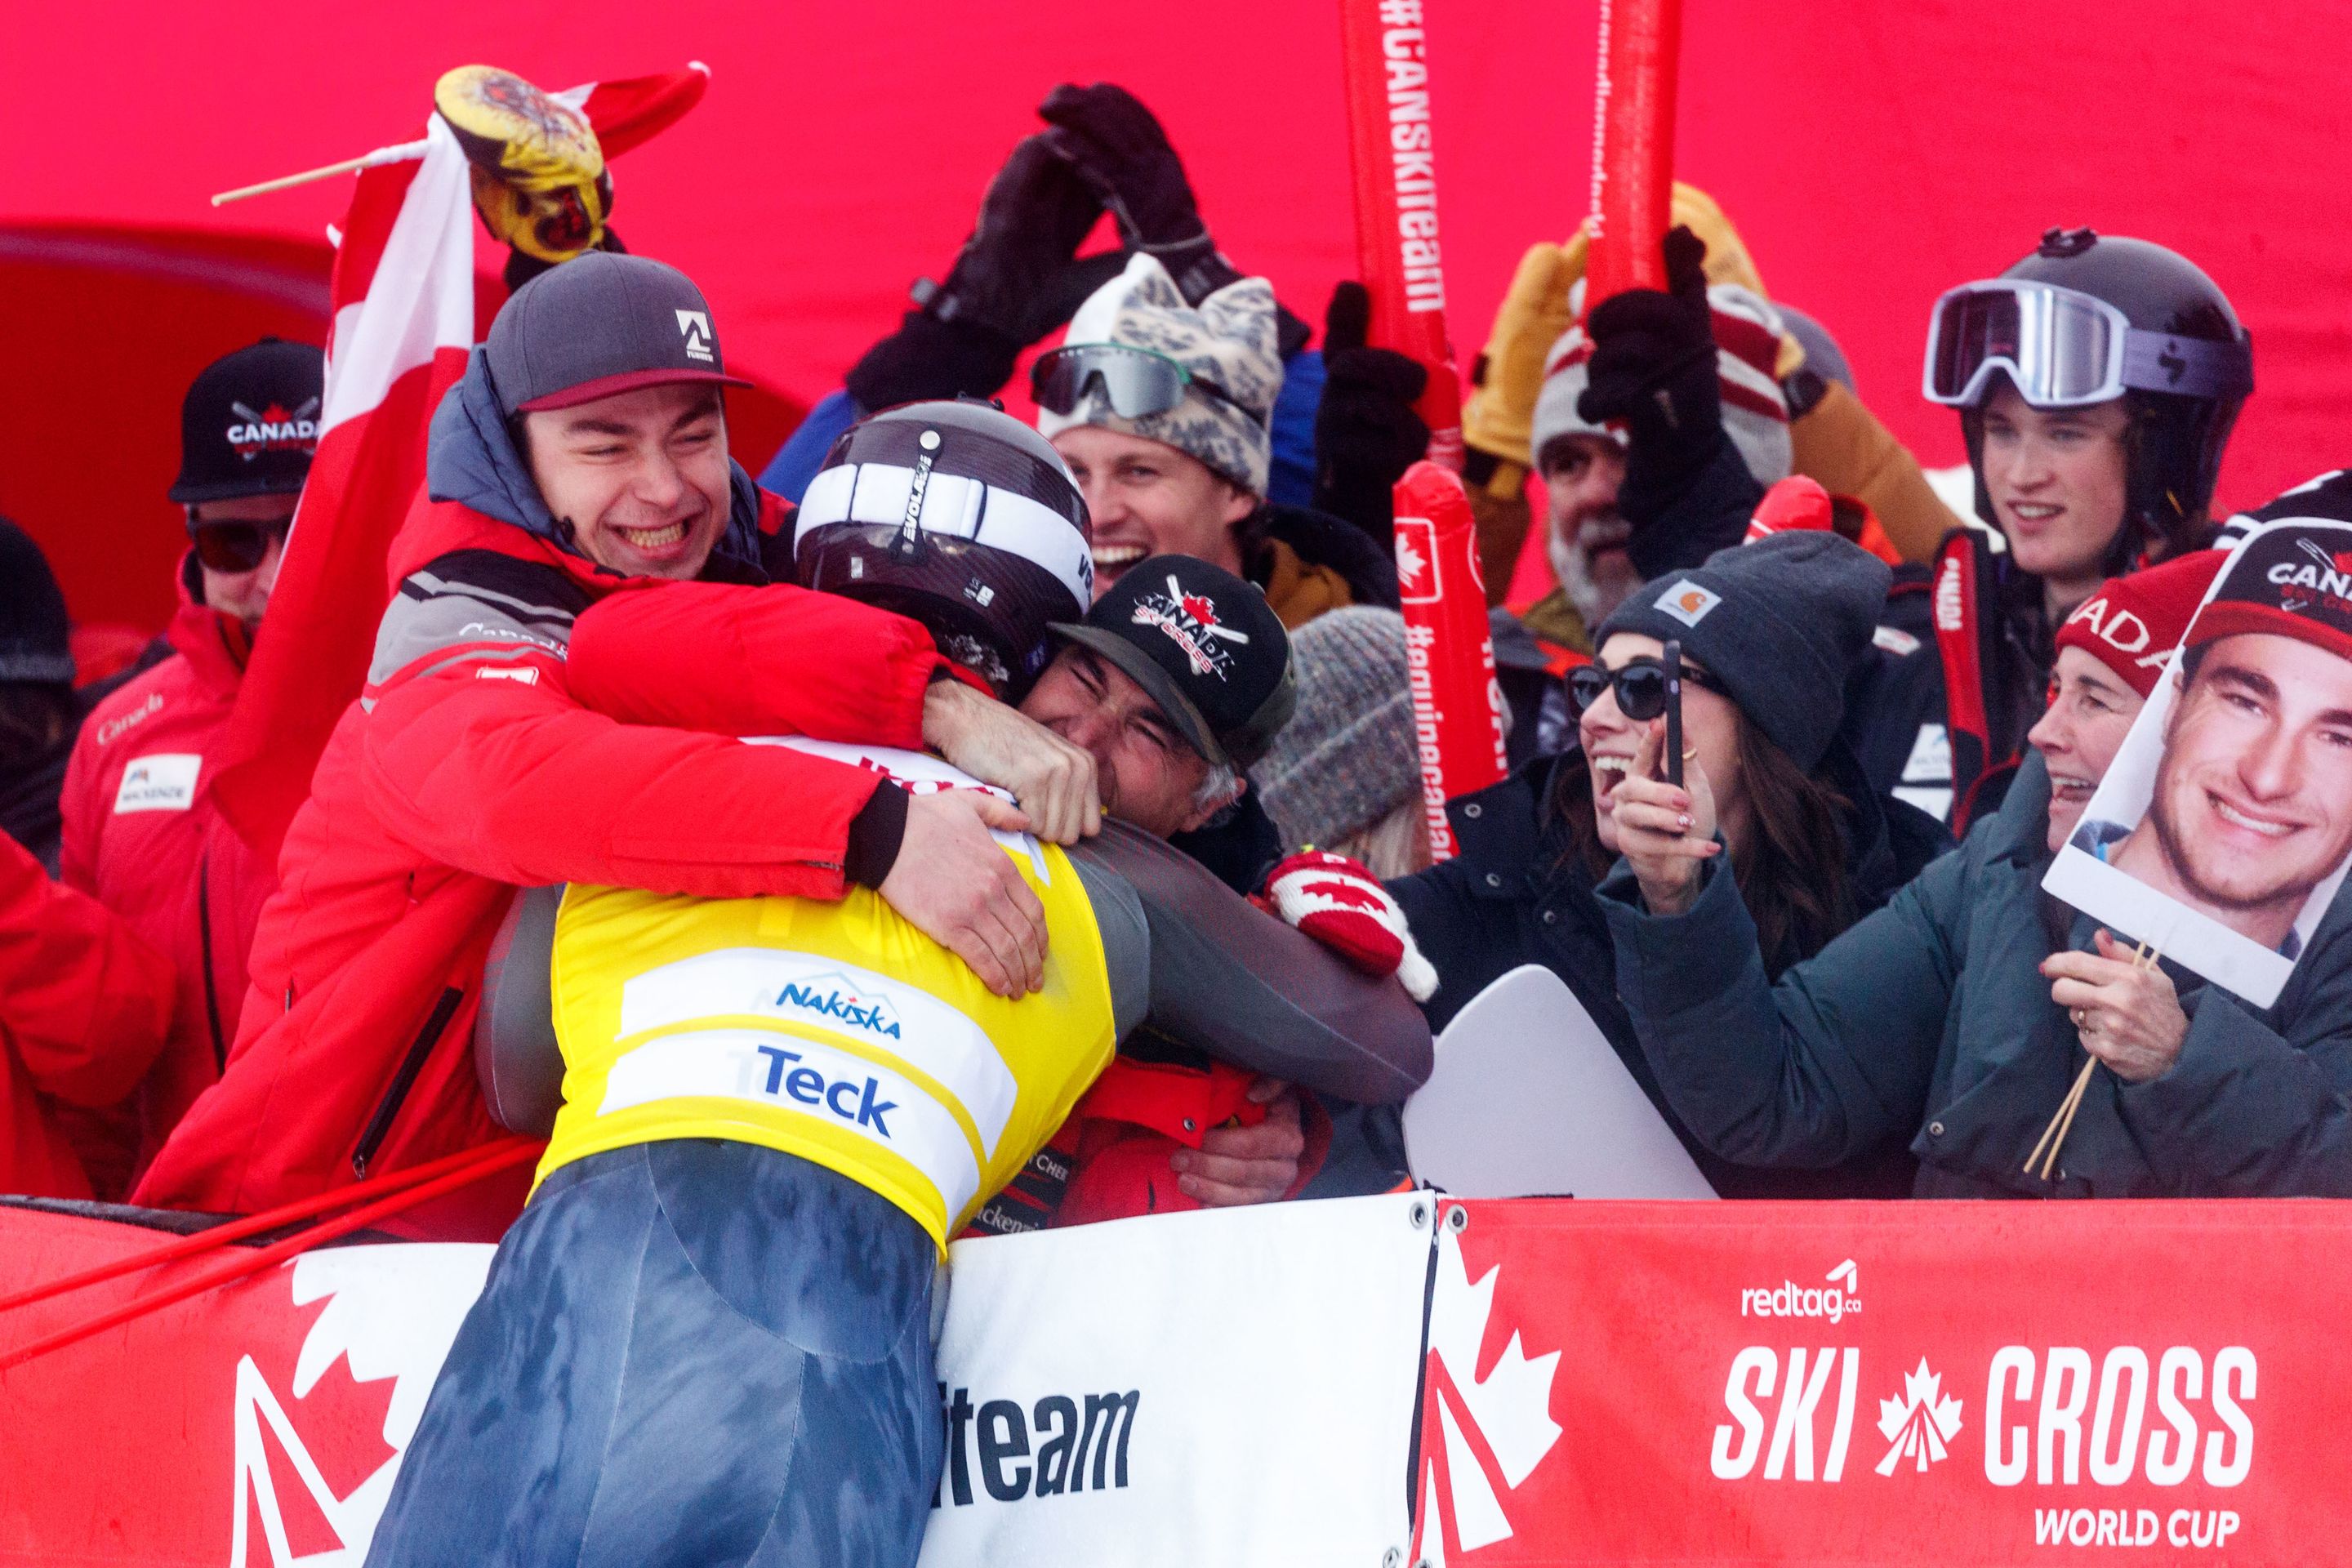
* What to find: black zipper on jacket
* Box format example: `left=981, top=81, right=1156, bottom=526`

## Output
left=352, top=986, right=463, bottom=1178
left=195, top=849, right=228, bottom=1073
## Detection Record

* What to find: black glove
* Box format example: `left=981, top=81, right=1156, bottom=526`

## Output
left=1575, top=225, right=1721, bottom=525
left=847, top=136, right=1118, bottom=409
left=1038, top=83, right=1216, bottom=278
left=1038, top=82, right=1312, bottom=354
left=1312, top=281, right=1430, bottom=544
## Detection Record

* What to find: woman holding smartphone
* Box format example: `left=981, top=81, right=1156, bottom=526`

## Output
left=1392, top=531, right=1948, bottom=1197
left=1592, top=546, right=2352, bottom=1198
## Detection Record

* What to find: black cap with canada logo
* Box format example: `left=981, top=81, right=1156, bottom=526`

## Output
left=1049, top=555, right=1295, bottom=769
left=484, top=250, right=752, bottom=416
left=168, top=337, right=324, bottom=505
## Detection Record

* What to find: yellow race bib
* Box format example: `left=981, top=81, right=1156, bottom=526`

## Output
left=540, top=747, right=1116, bottom=1250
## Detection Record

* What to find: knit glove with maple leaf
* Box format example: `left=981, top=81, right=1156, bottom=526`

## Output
left=1255, top=850, right=1439, bottom=1003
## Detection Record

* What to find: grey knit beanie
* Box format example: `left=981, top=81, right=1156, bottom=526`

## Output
left=1593, top=530, right=1888, bottom=772
left=1250, top=606, right=1420, bottom=853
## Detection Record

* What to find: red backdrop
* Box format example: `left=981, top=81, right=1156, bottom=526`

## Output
left=3, top=2, right=2347, bottom=632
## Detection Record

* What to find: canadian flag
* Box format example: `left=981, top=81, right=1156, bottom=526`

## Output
left=211, top=66, right=710, bottom=859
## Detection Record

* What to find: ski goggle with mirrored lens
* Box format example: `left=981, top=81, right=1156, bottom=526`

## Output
left=1567, top=657, right=1726, bottom=722
left=1922, top=279, right=2252, bottom=409
left=1031, top=342, right=1248, bottom=420
left=188, top=515, right=293, bottom=573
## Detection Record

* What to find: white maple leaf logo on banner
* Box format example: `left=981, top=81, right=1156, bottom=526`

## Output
left=230, top=1245, right=490, bottom=1565
left=1412, top=1218, right=1562, bottom=1564
left=1874, top=1357, right=1964, bottom=1476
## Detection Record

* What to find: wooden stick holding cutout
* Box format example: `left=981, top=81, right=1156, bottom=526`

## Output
left=2025, top=939, right=2159, bottom=1181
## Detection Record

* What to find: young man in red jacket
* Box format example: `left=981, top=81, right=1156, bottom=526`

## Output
left=134, top=254, right=1096, bottom=1233
left=60, top=339, right=322, bottom=1197
left=0, top=831, right=176, bottom=1198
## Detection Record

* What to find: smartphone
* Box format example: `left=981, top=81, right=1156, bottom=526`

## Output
left=1662, top=639, right=1685, bottom=791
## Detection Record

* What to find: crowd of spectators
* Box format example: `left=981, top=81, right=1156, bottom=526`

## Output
left=1, top=78, right=2339, bottom=1227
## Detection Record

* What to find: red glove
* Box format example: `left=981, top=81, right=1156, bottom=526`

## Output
left=1258, top=850, right=1438, bottom=1003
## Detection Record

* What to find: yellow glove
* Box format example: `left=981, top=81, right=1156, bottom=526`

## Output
left=435, top=65, right=612, bottom=264
left=1460, top=238, right=1584, bottom=479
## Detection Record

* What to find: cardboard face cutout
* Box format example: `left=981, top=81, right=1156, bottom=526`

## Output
left=2044, top=518, right=2352, bottom=1006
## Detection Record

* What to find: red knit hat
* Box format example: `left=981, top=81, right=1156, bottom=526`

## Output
left=2054, top=550, right=2230, bottom=698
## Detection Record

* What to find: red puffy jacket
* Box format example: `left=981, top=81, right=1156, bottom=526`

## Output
left=131, top=491, right=955, bottom=1234
left=59, top=564, right=277, bottom=1196
left=0, top=832, right=176, bottom=1198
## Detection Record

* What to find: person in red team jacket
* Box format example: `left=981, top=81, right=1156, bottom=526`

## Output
left=60, top=340, right=321, bottom=1197
left=0, top=831, right=176, bottom=1198
left=134, top=254, right=1098, bottom=1233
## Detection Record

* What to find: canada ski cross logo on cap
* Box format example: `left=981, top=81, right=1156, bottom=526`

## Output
left=676, top=310, right=715, bottom=363
left=1132, top=572, right=1250, bottom=680
left=226, top=398, right=320, bottom=461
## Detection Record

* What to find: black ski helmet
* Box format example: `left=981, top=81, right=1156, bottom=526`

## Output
left=794, top=399, right=1094, bottom=699
left=1939, top=228, right=2253, bottom=569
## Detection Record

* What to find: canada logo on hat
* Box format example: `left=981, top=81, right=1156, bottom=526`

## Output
left=1132, top=572, right=1250, bottom=681
left=225, top=398, right=320, bottom=461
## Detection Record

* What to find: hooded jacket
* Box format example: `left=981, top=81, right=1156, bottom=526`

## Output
left=132, top=351, right=956, bottom=1232
left=1391, top=745, right=1946, bottom=1199
left=1597, top=753, right=2352, bottom=1197
left=57, top=560, right=277, bottom=1196
left=0, top=831, right=175, bottom=1199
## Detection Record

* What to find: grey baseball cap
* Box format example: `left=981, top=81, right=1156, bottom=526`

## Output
left=485, top=251, right=751, bottom=416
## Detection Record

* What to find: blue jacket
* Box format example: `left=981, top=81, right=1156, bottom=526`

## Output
left=1598, top=753, right=2352, bottom=1196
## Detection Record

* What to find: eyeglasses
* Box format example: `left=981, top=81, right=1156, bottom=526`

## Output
left=1031, top=342, right=1248, bottom=421
left=189, top=514, right=293, bottom=574
left=1567, top=656, right=1725, bottom=722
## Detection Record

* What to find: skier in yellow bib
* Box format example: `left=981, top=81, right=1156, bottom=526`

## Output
left=371, top=401, right=1430, bottom=1568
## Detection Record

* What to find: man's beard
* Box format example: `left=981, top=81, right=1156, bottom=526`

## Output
left=1549, top=514, right=1644, bottom=630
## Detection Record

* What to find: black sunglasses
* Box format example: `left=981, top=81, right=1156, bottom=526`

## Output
left=1567, top=656, right=1725, bottom=722
left=189, top=516, right=292, bottom=574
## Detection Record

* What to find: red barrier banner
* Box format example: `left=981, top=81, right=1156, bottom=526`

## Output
left=1582, top=0, right=1682, bottom=310
left=1394, top=461, right=1509, bottom=860
left=1335, top=0, right=1464, bottom=467
left=1412, top=1198, right=2345, bottom=1566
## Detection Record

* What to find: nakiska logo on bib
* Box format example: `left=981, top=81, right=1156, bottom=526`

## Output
left=774, top=973, right=903, bottom=1041
left=1131, top=572, right=1250, bottom=680
left=675, top=310, right=715, bottom=363
left=1654, top=579, right=1722, bottom=628
left=226, top=398, right=320, bottom=461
